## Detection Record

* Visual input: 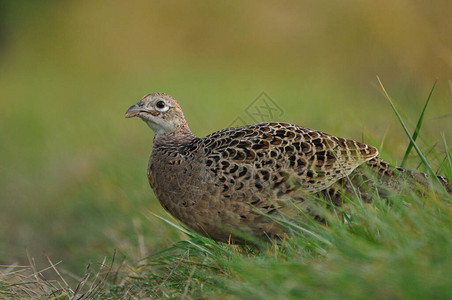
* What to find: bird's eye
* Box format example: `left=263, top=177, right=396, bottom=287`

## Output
left=156, top=101, right=165, bottom=109
left=154, top=100, right=170, bottom=113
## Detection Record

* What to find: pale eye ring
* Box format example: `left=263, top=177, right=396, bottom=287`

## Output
left=155, top=100, right=169, bottom=112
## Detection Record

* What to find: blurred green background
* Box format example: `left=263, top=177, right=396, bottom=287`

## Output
left=1, top=0, right=451, bottom=273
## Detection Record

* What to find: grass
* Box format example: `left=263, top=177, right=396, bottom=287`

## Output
left=400, top=80, right=437, bottom=168
left=3, top=176, right=450, bottom=299
left=131, top=189, right=452, bottom=299
left=0, top=253, right=117, bottom=299
left=1, top=84, right=451, bottom=299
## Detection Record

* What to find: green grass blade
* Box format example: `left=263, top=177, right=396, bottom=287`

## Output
left=441, top=133, right=452, bottom=180
left=401, top=80, right=437, bottom=167
left=149, top=212, right=193, bottom=236
left=377, top=76, right=446, bottom=192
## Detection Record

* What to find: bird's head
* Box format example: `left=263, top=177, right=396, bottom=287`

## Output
left=125, top=93, right=190, bottom=137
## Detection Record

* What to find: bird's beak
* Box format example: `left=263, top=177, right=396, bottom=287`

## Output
left=125, top=103, right=141, bottom=118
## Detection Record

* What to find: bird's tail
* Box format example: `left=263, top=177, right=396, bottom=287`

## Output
left=365, top=157, right=451, bottom=193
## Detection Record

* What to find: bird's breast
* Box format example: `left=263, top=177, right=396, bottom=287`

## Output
left=147, top=153, right=208, bottom=204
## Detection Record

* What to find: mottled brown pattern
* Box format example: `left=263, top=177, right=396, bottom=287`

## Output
left=126, top=93, right=451, bottom=243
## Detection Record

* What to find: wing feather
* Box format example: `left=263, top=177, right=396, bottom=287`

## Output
left=201, top=122, right=378, bottom=194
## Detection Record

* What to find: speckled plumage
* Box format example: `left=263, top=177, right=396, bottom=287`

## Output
left=126, top=93, right=451, bottom=243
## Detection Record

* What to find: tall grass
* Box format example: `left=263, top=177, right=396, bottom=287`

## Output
left=122, top=187, right=451, bottom=299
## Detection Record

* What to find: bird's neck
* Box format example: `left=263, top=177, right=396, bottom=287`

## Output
left=153, top=123, right=197, bottom=149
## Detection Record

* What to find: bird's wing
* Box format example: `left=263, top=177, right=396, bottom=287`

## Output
left=201, top=122, right=378, bottom=194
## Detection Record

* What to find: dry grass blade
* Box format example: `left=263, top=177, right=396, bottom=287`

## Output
left=71, top=263, right=91, bottom=299
left=83, top=257, right=107, bottom=299
left=181, top=254, right=203, bottom=299
left=112, top=255, right=127, bottom=285
left=1, top=260, right=67, bottom=298
left=84, top=251, right=116, bottom=299
left=47, top=256, right=73, bottom=294
left=25, top=249, right=46, bottom=293
left=154, top=250, right=189, bottom=297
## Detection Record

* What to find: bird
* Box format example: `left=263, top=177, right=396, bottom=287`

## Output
left=125, top=93, right=451, bottom=243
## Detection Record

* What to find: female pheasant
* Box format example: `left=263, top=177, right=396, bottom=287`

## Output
left=126, top=93, right=450, bottom=243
